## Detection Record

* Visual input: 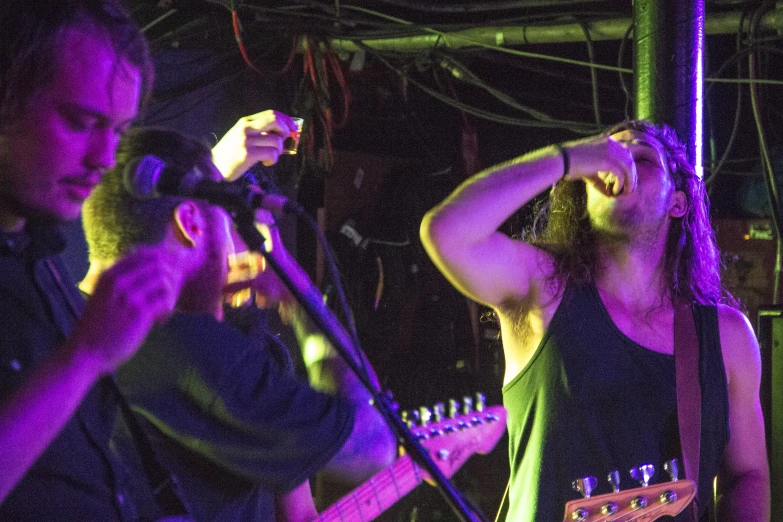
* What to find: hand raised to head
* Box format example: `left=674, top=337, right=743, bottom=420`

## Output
left=560, top=134, right=638, bottom=196
left=68, top=246, right=185, bottom=375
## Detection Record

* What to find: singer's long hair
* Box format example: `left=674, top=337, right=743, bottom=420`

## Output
left=83, top=127, right=213, bottom=262
left=529, top=120, right=734, bottom=307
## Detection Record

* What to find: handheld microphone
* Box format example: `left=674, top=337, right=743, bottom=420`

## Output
left=124, top=155, right=296, bottom=214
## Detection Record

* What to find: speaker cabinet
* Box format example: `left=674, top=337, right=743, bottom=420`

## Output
left=757, top=308, right=783, bottom=513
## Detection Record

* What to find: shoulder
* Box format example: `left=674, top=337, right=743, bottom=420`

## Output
left=716, top=305, right=761, bottom=386
left=149, top=312, right=257, bottom=361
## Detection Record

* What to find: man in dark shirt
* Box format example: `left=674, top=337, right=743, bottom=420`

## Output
left=0, top=1, right=192, bottom=519
left=79, top=126, right=397, bottom=520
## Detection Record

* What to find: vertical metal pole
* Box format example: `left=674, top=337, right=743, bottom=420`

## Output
left=634, top=0, right=705, bottom=179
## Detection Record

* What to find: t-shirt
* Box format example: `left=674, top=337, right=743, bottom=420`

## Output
left=115, top=311, right=356, bottom=521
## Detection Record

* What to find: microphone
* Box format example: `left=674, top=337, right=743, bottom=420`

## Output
left=124, top=155, right=297, bottom=214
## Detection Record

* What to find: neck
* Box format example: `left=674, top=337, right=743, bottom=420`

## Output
left=79, top=260, right=112, bottom=296
left=176, top=281, right=224, bottom=321
left=594, top=232, right=670, bottom=311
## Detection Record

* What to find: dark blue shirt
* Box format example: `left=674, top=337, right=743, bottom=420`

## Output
left=115, top=310, right=356, bottom=521
left=0, top=222, right=161, bottom=521
left=503, top=281, right=729, bottom=522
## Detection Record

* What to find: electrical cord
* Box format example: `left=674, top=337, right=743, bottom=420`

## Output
left=286, top=204, right=368, bottom=379
left=748, top=1, right=782, bottom=304
left=617, top=21, right=633, bottom=120
left=578, top=21, right=601, bottom=126
left=705, top=8, right=747, bottom=190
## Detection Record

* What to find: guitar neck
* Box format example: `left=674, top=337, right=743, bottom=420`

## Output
left=315, top=455, right=422, bottom=522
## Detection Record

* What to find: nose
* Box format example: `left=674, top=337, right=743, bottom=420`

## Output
left=85, top=128, right=119, bottom=171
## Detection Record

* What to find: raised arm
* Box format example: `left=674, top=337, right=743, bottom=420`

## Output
left=420, top=134, right=637, bottom=308
left=212, top=110, right=298, bottom=181
left=0, top=248, right=183, bottom=502
left=716, top=306, right=770, bottom=521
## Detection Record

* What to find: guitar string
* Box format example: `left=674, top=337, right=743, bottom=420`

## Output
left=320, top=457, right=420, bottom=520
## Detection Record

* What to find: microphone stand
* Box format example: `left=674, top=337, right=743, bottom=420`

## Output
left=231, top=210, right=486, bottom=522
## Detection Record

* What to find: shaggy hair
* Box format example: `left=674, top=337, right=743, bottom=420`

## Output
left=0, top=0, right=153, bottom=130
left=530, top=120, right=734, bottom=307
left=83, top=127, right=213, bottom=261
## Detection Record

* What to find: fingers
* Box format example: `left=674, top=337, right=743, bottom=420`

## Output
left=605, top=136, right=638, bottom=194
left=570, top=135, right=637, bottom=196
left=73, top=248, right=185, bottom=372
left=242, top=110, right=296, bottom=137
left=212, top=110, right=298, bottom=179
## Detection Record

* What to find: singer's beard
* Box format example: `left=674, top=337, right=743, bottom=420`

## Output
left=179, top=206, right=230, bottom=315
left=589, top=201, right=668, bottom=249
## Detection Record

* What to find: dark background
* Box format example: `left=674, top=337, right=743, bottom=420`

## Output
left=60, top=1, right=783, bottom=519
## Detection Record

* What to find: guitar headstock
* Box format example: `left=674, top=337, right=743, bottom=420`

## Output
left=562, top=479, right=696, bottom=522
left=403, top=400, right=507, bottom=483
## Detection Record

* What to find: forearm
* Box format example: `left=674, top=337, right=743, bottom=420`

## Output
left=717, top=470, right=770, bottom=521
left=295, top=312, right=380, bottom=395
left=293, top=310, right=396, bottom=482
left=421, top=145, right=564, bottom=251
left=0, top=342, right=102, bottom=502
left=275, top=480, right=318, bottom=522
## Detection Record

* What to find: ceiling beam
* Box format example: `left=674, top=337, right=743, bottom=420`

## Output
left=326, top=8, right=782, bottom=53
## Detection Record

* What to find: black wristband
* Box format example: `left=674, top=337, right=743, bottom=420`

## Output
left=553, top=143, right=570, bottom=181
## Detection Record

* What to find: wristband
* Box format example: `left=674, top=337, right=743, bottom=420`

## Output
left=553, top=143, right=570, bottom=181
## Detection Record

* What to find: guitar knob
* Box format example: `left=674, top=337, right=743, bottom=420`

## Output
left=462, top=396, right=473, bottom=415
left=418, top=406, right=432, bottom=426
left=601, top=502, right=619, bottom=516
left=659, top=490, right=678, bottom=504
left=432, top=402, right=445, bottom=422
left=570, top=508, right=588, bottom=522
left=630, top=464, right=655, bottom=488
left=474, top=392, right=486, bottom=412
left=448, top=398, right=459, bottom=419
left=664, top=458, right=679, bottom=482
left=572, top=476, right=598, bottom=498
left=607, top=470, right=620, bottom=493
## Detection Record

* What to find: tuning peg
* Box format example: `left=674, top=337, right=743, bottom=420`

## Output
left=462, top=396, right=473, bottom=415
left=474, top=392, right=486, bottom=412
left=607, top=470, right=620, bottom=493
left=418, top=406, right=432, bottom=426
left=402, top=409, right=420, bottom=428
left=448, top=398, right=459, bottom=419
left=432, top=402, right=444, bottom=422
left=664, top=459, right=679, bottom=482
left=630, top=464, right=655, bottom=487
left=572, top=476, right=598, bottom=498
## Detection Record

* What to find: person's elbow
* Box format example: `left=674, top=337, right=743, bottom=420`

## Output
left=420, top=208, right=456, bottom=264
left=324, top=402, right=397, bottom=484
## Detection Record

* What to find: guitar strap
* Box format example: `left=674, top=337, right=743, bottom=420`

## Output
left=114, top=382, right=191, bottom=518
left=674, top=303, right=701, bottom=521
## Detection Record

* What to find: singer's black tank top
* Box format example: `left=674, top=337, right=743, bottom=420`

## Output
left=502, top=281, right=729, bottom=522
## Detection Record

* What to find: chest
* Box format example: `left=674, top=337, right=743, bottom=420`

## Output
left=600, top=297, right=675, bottom=355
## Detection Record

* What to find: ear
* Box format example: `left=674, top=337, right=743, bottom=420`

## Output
left=668, top=190, right=687, bottom=218
left=172, top=201, right=206, bottom=247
